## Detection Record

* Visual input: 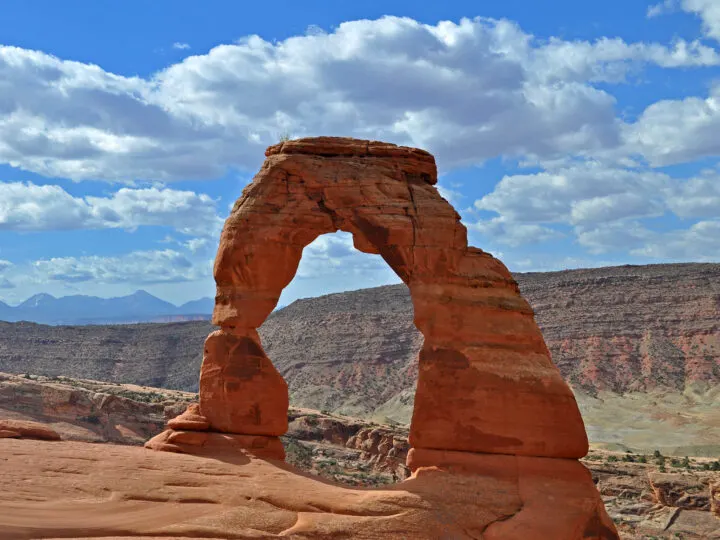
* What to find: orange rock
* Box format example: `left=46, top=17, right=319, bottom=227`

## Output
left=166, top=402, right=209, bottom=431
left=0, top=419, right=61, bottom=441
left=143, top=137, right=612, bottom=537
left=145, top=429, right=284, bottom=461
left=408, top=448, right=618, bottom=539
left=209, top=136, right=587, bottom=459
left=2, top=439, right=615, bottom=539
left=199, top=329, right=288, bottom=436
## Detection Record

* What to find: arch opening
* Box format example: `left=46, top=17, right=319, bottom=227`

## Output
left=258, top=230, right=418, bottom=485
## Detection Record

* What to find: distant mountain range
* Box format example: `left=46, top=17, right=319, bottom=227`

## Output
left=0, top=290, right=214, bottom=325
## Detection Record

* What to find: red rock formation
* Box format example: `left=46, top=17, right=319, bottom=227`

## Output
left=146, top=137, right=616, bottom=537
left=144, top=429, right=284, bottom=460
left=198, top=329, right=288, bottom=436
left=345, top=426, right=411, bottom=478
left=167, top=403, right=209, bottom=431
left=0, top=438, right=619, bottom=539
left=0, top=419, right=61, bottom=440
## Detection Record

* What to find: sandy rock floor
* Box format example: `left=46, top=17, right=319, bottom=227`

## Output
left=0, top=439, right=614, bottom=539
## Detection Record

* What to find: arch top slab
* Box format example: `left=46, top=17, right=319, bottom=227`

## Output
left=203, top=136, right=588, bottom=459
left=214, top=137, right=461, bottom=329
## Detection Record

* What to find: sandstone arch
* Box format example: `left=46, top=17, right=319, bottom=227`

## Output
left=148, top=137, right=589, bottom=463
left=145, top=137, right=619, bottom=537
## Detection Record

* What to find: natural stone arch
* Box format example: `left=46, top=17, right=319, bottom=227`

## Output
left=148, top=137, right=588, bottom=465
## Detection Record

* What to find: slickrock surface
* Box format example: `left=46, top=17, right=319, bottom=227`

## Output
left=3, top=373, right=719, bottom=536
left=0, top=438, right=616, bottom=540
left=0, top=372, right=405, bottom=483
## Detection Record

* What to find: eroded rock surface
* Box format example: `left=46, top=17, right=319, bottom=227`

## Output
left=592, top=460, right=720, bottom=538
left=4, top=372, right=717, bottom=536
left=0, top=372, right=193, bottom=445
left=0, top=419, right=60, bottom=441
left=154, top=137, right=587, bottom=458
left=2, top=264, right=717, bottom=447
left=0, top=439, right=617, bottom=540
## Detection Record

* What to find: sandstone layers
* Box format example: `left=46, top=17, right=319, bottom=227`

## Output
left=0, top=419, right=60, bottom=441
left=1, top=438, right=617, bottom=539
left=146, top=137, right=617, bottom=538
left=2, top=263, right=716, bottom=408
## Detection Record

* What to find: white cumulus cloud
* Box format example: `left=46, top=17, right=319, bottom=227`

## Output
left=647, top=0, right=678, bottom=18
left=296, top=233, right=390, bottom=279
left=632, top=220, right=720, bottom=259
left=0, top=182, right=223, bottom=236
left=472, top=159, right=720, bottom=261
left=31, top=249, right=208, bottom=284
left=683, top=0, right=720, bottom=42
left=474, top=162, right=670, bottom=226
left=0, top=259, right=13, bottom=289
left=0, top=16, right=718, bottom=183
left=647, top=1, right=720, bottom=43
left=468, top=217, right=563, bottom=246
left=624, top=82, right=720, bottom=167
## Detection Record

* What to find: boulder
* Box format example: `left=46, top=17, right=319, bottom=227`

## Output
left=166, top=403, right=209, bottom=431
left=648, top=471, right=711, bottom=511
left=0, top=419, right=60, bottom=441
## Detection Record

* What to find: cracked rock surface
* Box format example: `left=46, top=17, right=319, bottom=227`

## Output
left=1, top=439, right=617, bottom=539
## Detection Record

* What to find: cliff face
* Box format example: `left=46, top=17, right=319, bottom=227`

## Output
left=262, top=263, right=720, bottom=418
left=0, top=320, right=211, bottom=391
left=521, top=263, right=720, bottom=394
left=260, top=284, right=422, bottom=419
left=0, top=263, right=717, bottom=419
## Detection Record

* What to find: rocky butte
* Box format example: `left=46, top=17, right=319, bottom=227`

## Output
left=141, top=136, right=618, bottom=538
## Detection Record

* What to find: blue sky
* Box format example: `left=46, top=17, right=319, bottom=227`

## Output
left=0, top=0, right=719, bottom=306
